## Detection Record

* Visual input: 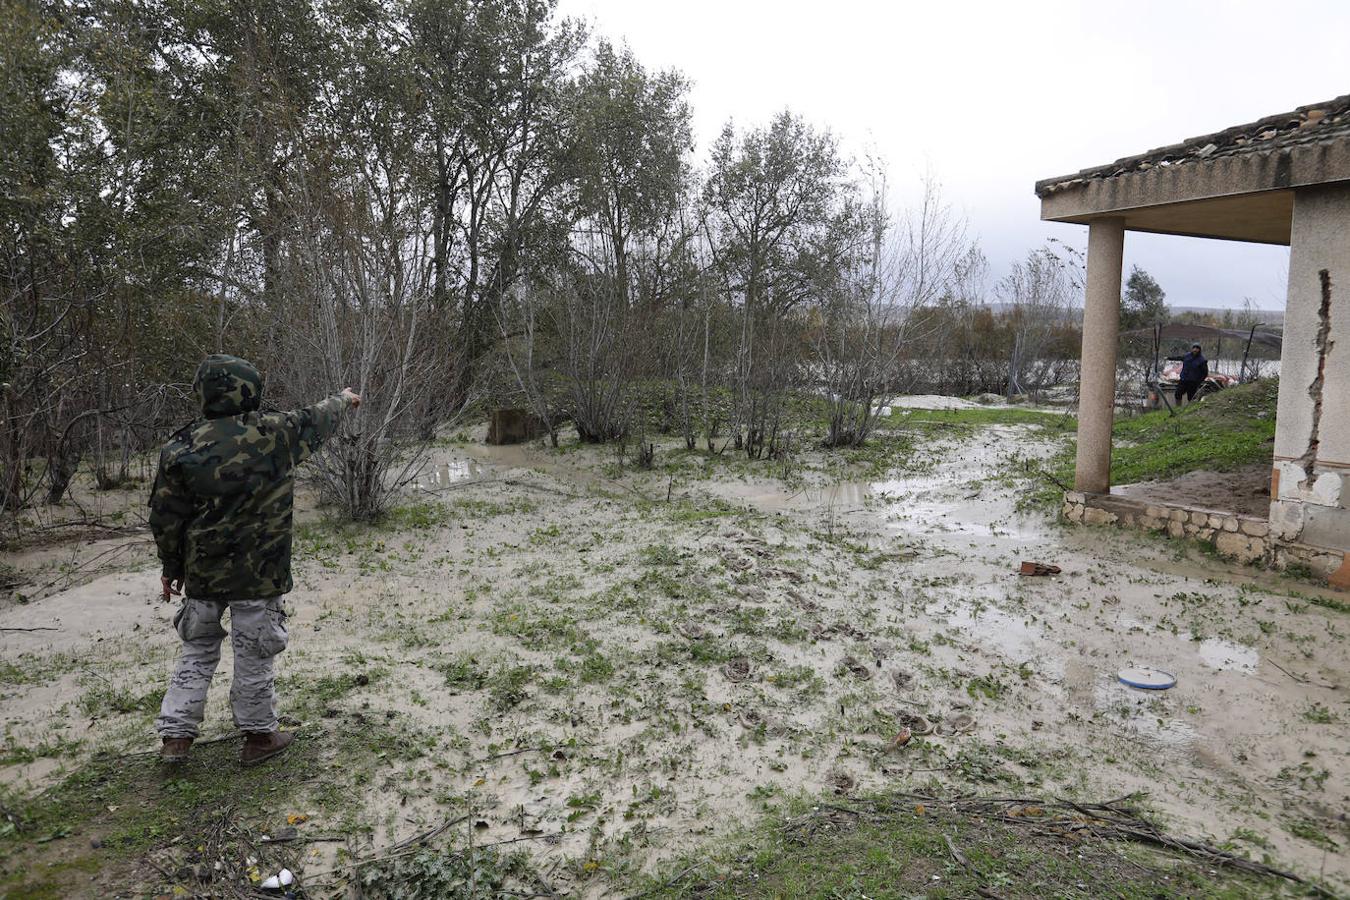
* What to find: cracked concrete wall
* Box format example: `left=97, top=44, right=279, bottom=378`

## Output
left=1271, top=182, right=1350, bottom=562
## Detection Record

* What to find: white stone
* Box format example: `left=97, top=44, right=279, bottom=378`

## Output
left=1313, top=471, right=1344, bottom=507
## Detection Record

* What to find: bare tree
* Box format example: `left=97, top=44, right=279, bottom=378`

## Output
left=269, top=150, right=445, bottom=519
left=816, top=173, right=968, bottom=447
left=998, top=247, right=1077, bottom=400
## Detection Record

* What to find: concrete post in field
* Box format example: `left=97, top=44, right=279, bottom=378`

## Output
left=1074, top=217, right=1125, bottom=494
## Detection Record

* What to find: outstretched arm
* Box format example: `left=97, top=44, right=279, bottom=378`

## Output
left=281, top=387, right=362, bottom=466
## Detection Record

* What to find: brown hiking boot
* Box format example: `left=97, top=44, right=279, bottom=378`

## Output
left=240, top=730, right=294, bottom=767
left=160, top=737, right=193, bottom=764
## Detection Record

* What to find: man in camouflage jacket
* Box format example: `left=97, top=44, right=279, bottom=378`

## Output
left=150, top=354, right=360, bottom=765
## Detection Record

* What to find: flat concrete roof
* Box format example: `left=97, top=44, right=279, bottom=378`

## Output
left=1036, top=95, right=1350, bottom=245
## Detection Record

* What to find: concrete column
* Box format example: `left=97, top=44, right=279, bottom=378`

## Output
left=1270, top=183, right=1350, bottom=570
left=1073, top=217, right=1125, bottom=494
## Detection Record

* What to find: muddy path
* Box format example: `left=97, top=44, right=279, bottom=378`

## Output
left=1, top=421, right=1346, bottom=896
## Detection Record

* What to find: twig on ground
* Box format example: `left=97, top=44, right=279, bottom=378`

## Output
left=943, top=832, right=969, bottom=867
left=388, top=814, right=470, bottom=853
left=1267, top=657, right=1338, bottom=689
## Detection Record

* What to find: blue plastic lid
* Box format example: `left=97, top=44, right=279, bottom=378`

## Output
left=1117, top=666, right=1177, bottom=690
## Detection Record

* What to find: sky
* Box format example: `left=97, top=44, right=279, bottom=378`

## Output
left=555, top=0, right=1350, bottom=310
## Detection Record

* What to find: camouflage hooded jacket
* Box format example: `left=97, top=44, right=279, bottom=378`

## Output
left=149, top=355, right=353, bottom=600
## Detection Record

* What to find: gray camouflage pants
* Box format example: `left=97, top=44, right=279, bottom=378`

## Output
left=156, top=597, right=289, bottom=738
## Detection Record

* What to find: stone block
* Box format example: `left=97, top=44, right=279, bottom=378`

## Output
left=1239, top=519, right=1269, bottom=537
left=1215, top=531, right=1265, bottom=564
left=1146, top=505, right=1167, bottom=519
left=1064, top=491, right=1086, bottom=504
left=1221, top=517, right=1240, bottom=532
left=1062, top=503, right=1083, bottom=523
left=1169, top=509, right=1189, bottom=522
left=1083, top=506, right=1117, bottom=526
left=1168, top=520, right=1185, bottom=538
left=1208, top=514, right=1226, bottom=529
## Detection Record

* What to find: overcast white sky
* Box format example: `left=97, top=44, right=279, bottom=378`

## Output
left=556, top=0, right=1350, bottom=310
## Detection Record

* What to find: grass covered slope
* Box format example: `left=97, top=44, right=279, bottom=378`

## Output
left=1109, top=379, right=1278, bottom=484
left=1051, top=378, right=1278, bottom=489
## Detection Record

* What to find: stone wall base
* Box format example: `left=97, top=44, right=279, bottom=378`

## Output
left=1062, top=491, right=1346, bottom=585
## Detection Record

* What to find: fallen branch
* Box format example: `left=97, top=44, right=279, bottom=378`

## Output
left=1267, top=657, right=1338, bottom=690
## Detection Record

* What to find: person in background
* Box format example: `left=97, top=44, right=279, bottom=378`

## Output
left=150, top=355, right=360, bottom=766
left=1167, top=342, right=1209, bottom=405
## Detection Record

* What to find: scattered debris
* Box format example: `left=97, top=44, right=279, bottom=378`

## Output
left=1018, top=561, right=1061, bottom=576
left=260, top=867, right=294, bottom=891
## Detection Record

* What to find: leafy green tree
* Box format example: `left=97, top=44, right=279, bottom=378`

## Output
left=1121, top=265, right=1169, bottom=331
left=703, top=111, right=864, bottom=457
left=566, top=39, right=692, bottom=304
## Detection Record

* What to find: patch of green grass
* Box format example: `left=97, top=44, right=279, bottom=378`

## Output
left=490, top=605, right=582, bottom=650
left=639, top=543, right=681, bottom=566
left=639, top=792, right=1297, bottom=899
left=1302, top=702, right=1336, bottom=724
left=487, top=665, right=534, bottom=710
left=966, top=674, right=1006, bottom=701
left=357, top=846, right=533, bottom=898
left=75, top=683, right=161, bottom=718
left=433, top=656, right=485, bottom=691
left=0, top=735, right=84, bottom=766
left=1047, top=380, right=1277, bottom=493
left=383, top=501, right=453, bottom=530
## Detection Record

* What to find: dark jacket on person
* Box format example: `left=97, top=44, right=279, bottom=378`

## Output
left=149, top=355, right=352, bottom=601
left=1168, top=350, right=1209, bottom=383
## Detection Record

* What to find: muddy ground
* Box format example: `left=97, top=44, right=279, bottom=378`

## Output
left=1, top=411, right=1347, bottom=896
left=1116, top=462, right=1274, bottom=518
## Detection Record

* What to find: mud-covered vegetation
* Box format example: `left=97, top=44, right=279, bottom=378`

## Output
left=3, top=416, right=1346, bottom=898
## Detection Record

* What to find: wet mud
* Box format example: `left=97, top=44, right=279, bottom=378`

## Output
left=1, top=421, right=1346, bottom=894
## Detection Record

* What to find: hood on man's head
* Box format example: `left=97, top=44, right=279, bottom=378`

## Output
left=194, top=354, right=263, bottom=418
